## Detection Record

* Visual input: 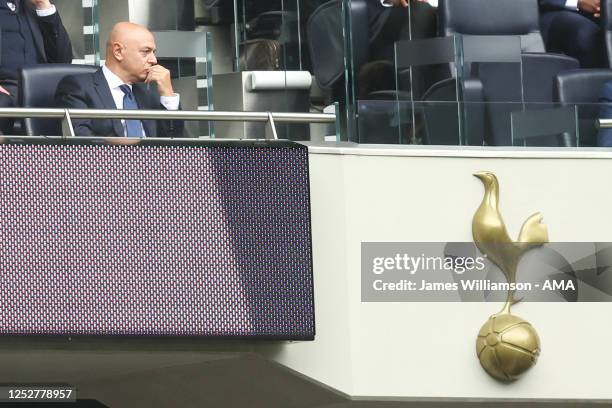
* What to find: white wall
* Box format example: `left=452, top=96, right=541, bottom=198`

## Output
left=258, top=145, right=612, bottom=399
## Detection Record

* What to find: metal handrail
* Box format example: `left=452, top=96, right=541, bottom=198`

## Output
left=0, top=108, right=335, bottom=123
left=0, top=108, right=337, bottom=138
left=0, top=108, right=65, bottom=118
left=598, top=119, right=612, bottom=129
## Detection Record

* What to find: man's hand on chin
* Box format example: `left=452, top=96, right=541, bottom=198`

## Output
left=29, top=0, right=53, bottom=10
left=145, top=65, right=175, bottom=97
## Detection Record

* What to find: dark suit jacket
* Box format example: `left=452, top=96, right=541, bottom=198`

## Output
left=54, top=68, right=184, bottom=138
left=26, top=5, right=73, bottom=64
left=0, top=3, right=72, bottom=81
left=598, top=80, right=612, bottom=147
left=367, top=0, right=391, bottom=41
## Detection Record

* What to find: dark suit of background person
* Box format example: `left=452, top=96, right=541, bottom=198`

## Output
left=55, top=22, right=183, bottom=138
left=597, top=81, right=612, bottom=146
left=0, top=0, right=72, bottom=133
left=539, top=0, right=606, bottom=67
left=367, top=0, right=437, bottom=61
left=359, top=0, right=438, bottom=98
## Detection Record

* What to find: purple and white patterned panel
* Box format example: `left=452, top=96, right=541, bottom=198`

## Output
left=0, top=143, right=314, bottom=338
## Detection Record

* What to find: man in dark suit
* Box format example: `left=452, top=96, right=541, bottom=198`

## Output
left=539, top=0, right=606, bottom=68
left=55, top=22, right=183, bottom=138
left=367, top=0, right=437, bottom=61
left=0, top=0, right=72, bottom=133
left=359, top=0, right=438, bottom=98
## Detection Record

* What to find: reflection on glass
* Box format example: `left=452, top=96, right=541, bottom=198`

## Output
left=356, top=101, right=612, bottom=148
left=577, top=103, right=607, bottom=148
left=393, top=36, right=460, bottom=145
left=230, top=0, right=315, bottom=141
left=355, top=34, right=531, bottom=146
left=463, top=36, right=524, bottom=147
left=511, top=106, right=578, bottom=147
left=205, top=31, right=215, bottom=137
left=234, top=0, right=303, bottom=72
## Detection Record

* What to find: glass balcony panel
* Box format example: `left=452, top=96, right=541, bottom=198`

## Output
left=356, top=101, right=612, bottom=148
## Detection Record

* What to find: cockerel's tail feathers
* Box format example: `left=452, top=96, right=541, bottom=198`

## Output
left=511, top=294, right=523, bottom=306
left=518, top=212, right=549, bottom=244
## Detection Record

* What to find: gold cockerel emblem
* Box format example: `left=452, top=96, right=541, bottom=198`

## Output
left=472, top=171, right=548, bottom=381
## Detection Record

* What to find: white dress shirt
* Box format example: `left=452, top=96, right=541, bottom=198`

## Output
left=564, top=0, right=579, bottom=9
left=35, top=5, right=57, bottom=17
left=101, top=65, right=180, bottom=137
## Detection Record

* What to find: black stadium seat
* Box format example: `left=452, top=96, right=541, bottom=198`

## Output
left=439, top=0, right=580, bottom=146
left=308, top=0, right=486, bottom=145
left=19, top=64, right=99, bottom=136
left=440, top=0, right=546, bottom=52
left=555, top=69, right=612, bottom=147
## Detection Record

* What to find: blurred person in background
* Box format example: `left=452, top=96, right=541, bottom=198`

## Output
left=359, top=0, right=439, bottom=98
left=539, top=0, right=606, bottom=68
left=368, top=0, right=438, bottom=61
left=0, top=0, right=72, bottom=134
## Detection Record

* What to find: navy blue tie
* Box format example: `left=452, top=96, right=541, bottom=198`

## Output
left=119, top=85, right=144, bottom=137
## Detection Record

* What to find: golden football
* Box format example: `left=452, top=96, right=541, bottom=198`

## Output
left=476, top=313, right=540, bottom=381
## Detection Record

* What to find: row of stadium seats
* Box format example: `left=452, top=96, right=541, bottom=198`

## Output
left=9, top=0, right=612, bottom=146
left=307, top=0, right=612, bottom=146
left=308, top=0, right=612, bottom=93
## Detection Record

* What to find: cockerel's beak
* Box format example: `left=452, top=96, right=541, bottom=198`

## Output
left=473, top=171, right=488, bottom=181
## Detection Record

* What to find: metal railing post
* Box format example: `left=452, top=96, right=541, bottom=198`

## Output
left=62, top=109, right=76, bottom=137
left=266, top=112, right=279, bottom=140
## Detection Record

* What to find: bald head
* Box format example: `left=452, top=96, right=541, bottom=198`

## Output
left=106, top=22, right=154, bottom=55
left=105, top=22, right=158, bottom=84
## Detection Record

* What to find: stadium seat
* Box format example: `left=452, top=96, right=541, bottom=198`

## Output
left=19, top=64, right=99, bottom=136
left=439, top=0, right=546, bottom=52
left=308, top=1, right=485, bottom=145
left=472, top=52, right=579, bottom=145
left=439, top=0, right=581, bottom=146
left=555, top=69, right=612, bottom=147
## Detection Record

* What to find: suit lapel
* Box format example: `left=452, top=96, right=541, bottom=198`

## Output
left=132, top=84, right=156, bottom=137
left=93, top=69, right=124, bottom=136
left=22, top=5, right=46, bottom=61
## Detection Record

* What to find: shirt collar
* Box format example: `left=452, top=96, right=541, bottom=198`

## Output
left=102, top=65, right=131, bottom=91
